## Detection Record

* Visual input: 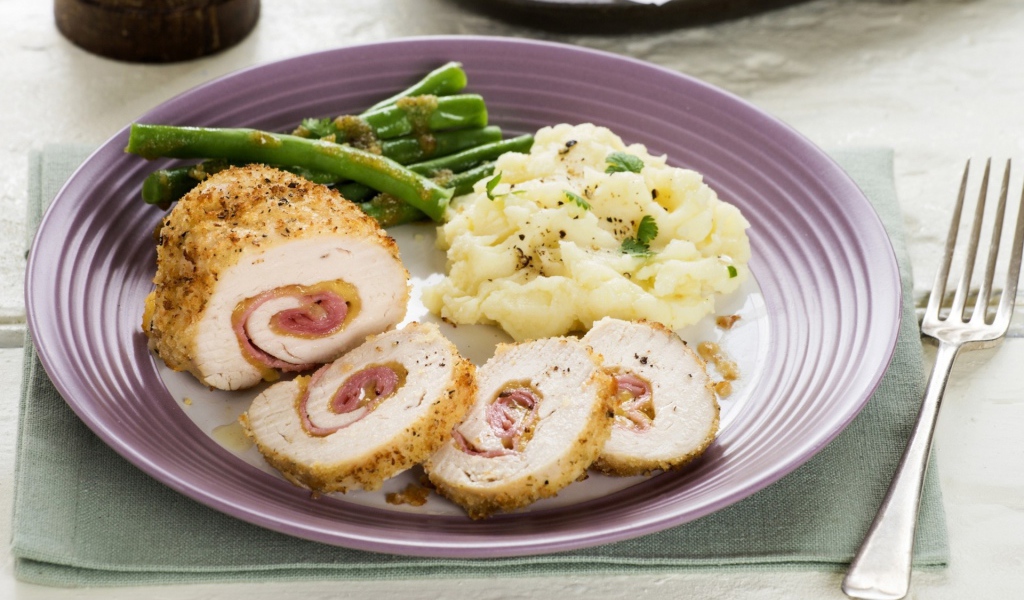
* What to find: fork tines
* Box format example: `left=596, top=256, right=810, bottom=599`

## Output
left=926, top=158, right=1024, bottom=340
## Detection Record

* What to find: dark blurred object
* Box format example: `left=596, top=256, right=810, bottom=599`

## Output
left=54, top=0, right=260, bottom=63
left=449, top=0, right=808, bottom=33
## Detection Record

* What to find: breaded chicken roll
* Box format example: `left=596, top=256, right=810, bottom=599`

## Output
left=426, top=337, right=615, bottom=519
left=582, top=317, right=719, bottom=476
left=142, top=164, right=409, bottom=390
left=240, top=322, right=475, bottom=493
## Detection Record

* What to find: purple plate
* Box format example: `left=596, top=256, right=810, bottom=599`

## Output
left=25, top=36, right=900, bottom=557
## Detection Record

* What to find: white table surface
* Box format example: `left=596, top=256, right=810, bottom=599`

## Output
left=3, top=0, right=1024, bottom=598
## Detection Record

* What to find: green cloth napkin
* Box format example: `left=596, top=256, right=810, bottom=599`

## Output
left=12, top=145, right=948, bottom=587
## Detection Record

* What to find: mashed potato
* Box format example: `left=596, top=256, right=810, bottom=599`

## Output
left=422, top=123, right=751, bottom=341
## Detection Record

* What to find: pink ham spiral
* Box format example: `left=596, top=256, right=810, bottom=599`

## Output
left=452, top=387, right=539, bottom=458
left=234, top=288, right=350, bottom=372
left=272, top=291, right=350, bottom=337
left=613, top=372, right=654, bottom=432
left=487, top=388, right=537, bottom=450
left=300, top=364, right=400, bottom=436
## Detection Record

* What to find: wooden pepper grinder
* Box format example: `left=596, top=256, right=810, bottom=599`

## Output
left=54, top=0, right=260, bottom=63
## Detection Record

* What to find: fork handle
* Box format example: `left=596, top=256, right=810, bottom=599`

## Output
left=842, top=340, right=961, bottom=600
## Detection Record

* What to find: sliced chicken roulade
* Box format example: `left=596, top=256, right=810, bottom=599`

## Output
left=240, top=322, right=475, bottom=493
left=426, top=337, right=615, bottom=519
left=582, top=317, right=719, bottom=476
left=142, top=164, right=409, bottom=391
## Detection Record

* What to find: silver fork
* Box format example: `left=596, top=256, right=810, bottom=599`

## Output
left=842, top=159, right=1024, bottom=600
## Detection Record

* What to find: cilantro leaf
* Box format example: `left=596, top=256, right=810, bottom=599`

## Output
left=485, top=172, right=502, bottom=200
left=620, top=215, right=659, bottom=256
left=620, top=238, right=651, bottom=256
left=296, top=117, right=336, bottom=139
left=636, top=215, right=658, bottom=245
left=563, top=190, right=591, bottom=210
left=605, top=151, right=645, bottom=174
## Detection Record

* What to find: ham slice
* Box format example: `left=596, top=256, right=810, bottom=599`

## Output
left=425, top=337, right=615, bottom=519
left=142, top=164, right=409, bottom=390
left=240, top=322, right=475, bottom=493
left=582, top=317, right=719, bottom=476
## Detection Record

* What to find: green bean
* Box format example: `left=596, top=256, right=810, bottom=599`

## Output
left=345, top=161, right=497, bottom=224
left=296, top=94, right=488, bottom=143
left=141, top=160, right=340, bottom=207
left=341, top=160, right=497, bottom=213
left=366, top=61, right=468, bottom=112
left=142, top=166, right=204, bottom=209
left=139, top=159, right=230, bottom=208
left=409, top=134, right=533, bottom=177
left=126, top=124, right=452, bottom=221
left=381, top=125, right=501, bottom=165
left=141, top=125, right=505, bottom=207
left=358, top=195, right=428, bottom=228
left=443, top=162, right=497, bottom=197
left=335, top=181, right=375, bottom=203
left=356, top=94, right=488, bottom=140
left=351, top=162, right=498, bottom=227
